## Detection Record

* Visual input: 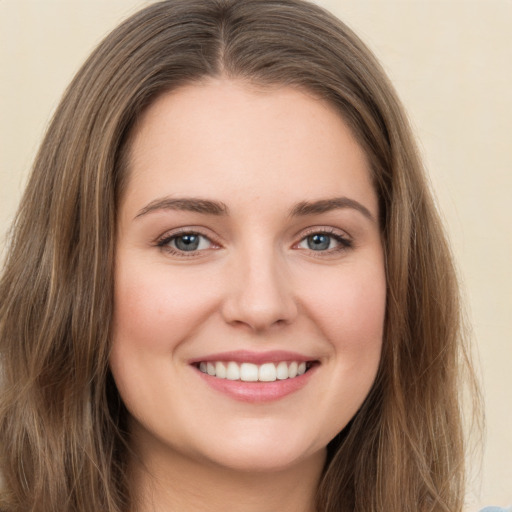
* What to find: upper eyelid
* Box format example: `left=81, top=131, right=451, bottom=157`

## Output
left=156, top=231, right=220, bottom=258
left=154, top=225, right=352, bottom=249
left=155, top=226, right=220, bottom=245
left=295, top=225, right=352, bottom=241
left=293, top=227, right=353, bottom=253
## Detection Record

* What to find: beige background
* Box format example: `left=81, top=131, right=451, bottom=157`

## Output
left=0, top=0, right=510, bottom=509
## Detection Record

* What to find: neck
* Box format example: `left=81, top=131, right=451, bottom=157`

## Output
left=129, top=433, right=326, bottom=512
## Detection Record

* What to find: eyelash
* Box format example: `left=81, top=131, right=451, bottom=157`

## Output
left=295, top=227, right=353, bottom=255
left=155, top=227, right=352, bottom=257
left=156, top=229, right=217, bottom=257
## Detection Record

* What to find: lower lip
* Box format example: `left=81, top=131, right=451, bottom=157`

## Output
left=194, top=365, right=317, bottom=403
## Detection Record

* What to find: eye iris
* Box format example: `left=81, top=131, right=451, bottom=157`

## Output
left=175, top=234, right=200, bottom=251
left=307, top=234, right=330, bottom=251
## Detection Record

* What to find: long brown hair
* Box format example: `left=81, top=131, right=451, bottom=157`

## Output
left=0, top=1, right=477, bottom=510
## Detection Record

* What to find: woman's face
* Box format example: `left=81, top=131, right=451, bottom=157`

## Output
left=110, top=79, right=386, bottom=473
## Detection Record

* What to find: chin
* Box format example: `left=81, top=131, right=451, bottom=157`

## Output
left=189, top=428, right=328, bottom=474
left=207, top=447, right=325, bottom=475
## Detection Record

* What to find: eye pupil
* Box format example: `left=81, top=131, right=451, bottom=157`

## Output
left=307, top=234, right=330, bottom=251
left=175, top=234, right=200, bottom=251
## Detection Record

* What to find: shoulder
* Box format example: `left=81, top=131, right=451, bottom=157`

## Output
left=479, top=507, right=512, bottom=512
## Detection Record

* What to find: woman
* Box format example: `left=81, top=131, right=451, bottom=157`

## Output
left=0, top=0, right=485, bottom=511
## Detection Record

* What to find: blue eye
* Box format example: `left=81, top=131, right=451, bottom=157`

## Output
left=297, top=231, right=350, bottom=252
left=159, top=232, right=212, bottom=253
left=174, top=234, right=201, bottom=251
left=305, top=233, right=331, bottom=251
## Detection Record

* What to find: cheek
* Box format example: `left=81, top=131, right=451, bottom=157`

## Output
left=112, top=261, right=219, bottom=354
left=287, top=259, right=386, bottom=446
left=301, top=260, right=386, bottom=353
left=109, top=262, right=221, bottom=422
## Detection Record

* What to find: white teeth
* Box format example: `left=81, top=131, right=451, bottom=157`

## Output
left=197, top=360, right=311, bottom=381
left=240, top=363, right=259, bottom=382
left=226, top=361, right=240, bottom=380
left=215, top=361, right=227, bottom=379
left=259, top=363, right=277, bottom=382
left=276, top=361, right=289, bottom=380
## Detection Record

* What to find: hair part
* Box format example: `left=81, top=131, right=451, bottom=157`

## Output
left=0, top=1, right=478, bottom=511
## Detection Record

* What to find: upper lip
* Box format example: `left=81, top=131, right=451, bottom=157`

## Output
left=188, top=350, right=317, bottom=365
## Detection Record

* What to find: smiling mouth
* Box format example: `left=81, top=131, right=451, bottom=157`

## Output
left=196, top=360, right=315, bottom=382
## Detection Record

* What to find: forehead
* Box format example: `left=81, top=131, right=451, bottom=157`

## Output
left=122, top=78, right=377, bottom=217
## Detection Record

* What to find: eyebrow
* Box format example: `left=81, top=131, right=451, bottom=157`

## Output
left=134, top=195, right=375, bottom=222
left=289, top=197, right=375, bottom=222
left=135, top=197, right=229, bottom=219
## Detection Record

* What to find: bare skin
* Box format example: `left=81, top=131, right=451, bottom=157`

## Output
left=130, top=423, right=325, bottom=512
left=111, top=78, right=385, bottom=512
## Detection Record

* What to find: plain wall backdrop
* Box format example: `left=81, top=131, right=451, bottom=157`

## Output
left=1, top=1, right=511, bottom=509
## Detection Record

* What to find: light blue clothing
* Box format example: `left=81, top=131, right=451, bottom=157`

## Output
left=479, top=507, right=512, bottom=512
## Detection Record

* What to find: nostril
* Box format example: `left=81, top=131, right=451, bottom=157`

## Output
left=219, top=264, right=298, bottom=331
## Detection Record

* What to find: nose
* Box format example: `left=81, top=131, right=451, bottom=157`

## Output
left=220, top=249, right=298, bottom=332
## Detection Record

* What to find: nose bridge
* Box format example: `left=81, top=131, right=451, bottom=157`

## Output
left=221, top=242, right=297, bottom=331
